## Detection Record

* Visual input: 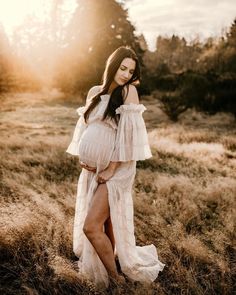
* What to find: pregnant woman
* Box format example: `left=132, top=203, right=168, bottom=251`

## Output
left=66, top=46, right=165, bottom=288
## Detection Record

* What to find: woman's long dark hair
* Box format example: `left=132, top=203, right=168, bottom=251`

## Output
left=84, top=46, right=141, bottom=125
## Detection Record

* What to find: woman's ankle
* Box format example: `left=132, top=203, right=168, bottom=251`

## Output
left=108, top=270, right=119, bottom=278
left=109, top=273, right=126, bottom=285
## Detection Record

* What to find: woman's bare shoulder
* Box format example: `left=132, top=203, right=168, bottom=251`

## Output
left=123, top=84, right=139, bottom=104
left=88, top=85, right=102, bottom=95
left=86, top=85, right=102, bottom=104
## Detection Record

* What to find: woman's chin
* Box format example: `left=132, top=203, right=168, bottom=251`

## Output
left=119, top=81, right=127, bottom=86
left=113, top=80, right=127, bottom=87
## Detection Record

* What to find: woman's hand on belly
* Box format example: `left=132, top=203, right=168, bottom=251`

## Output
left=79, top=161, right=96, bottom=173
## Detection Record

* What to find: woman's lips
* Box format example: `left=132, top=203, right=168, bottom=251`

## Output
left=120, top=78, right=128, bottom=83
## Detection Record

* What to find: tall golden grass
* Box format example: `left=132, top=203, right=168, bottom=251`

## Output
left=0, top=91, right=235, bottom=294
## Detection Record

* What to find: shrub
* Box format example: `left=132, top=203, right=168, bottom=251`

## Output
left=158, top=91, right=189, bottom=121
left=178, top=72, right=210, bottom=110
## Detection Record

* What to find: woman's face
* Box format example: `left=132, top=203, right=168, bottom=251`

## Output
left=114, top=57, right=136, bottom=85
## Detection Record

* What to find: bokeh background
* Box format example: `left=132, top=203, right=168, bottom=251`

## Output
left=0, top=1, right=236, bottom=294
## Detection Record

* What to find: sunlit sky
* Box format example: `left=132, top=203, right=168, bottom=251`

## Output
left=0, top=0, right=235, bottom=51
left=0, top=0, right=47, bottom=28
left=124, top=0, right=236, bottom=50
left=0, top=0, right=77, bottom=35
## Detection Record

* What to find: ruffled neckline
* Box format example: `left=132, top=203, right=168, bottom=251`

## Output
left=115, top=103, right=146, bottom=114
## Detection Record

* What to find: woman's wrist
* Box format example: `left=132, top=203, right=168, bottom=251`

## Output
left=107, top=161, right=120, bottom=174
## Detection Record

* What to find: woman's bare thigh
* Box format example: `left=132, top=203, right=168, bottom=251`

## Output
left=84, top=183, right=110, bottom=230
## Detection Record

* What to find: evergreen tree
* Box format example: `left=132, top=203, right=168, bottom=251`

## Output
left=54, top=0, right=144, bottom=93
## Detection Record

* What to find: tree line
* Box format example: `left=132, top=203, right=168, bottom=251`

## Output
left=0, top=0, right=235, bottom=119
left=144, top=19, right=236, bottom=120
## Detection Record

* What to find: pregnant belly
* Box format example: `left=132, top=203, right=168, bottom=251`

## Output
left=78, top=122, right=116, bottom=170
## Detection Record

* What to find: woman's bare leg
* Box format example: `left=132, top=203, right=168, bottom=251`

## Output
left=83, top=184, right=121, bottom=280
left=104, top=216, right=115, bottom=253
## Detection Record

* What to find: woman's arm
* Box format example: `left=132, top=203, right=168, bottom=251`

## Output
left=107, top=161, right=121, bottom=172
left=80, top=161, right=121, bottom=182
left=96, top=85, right=140, bottom=183
left=123, top=84, right=140, bottom=105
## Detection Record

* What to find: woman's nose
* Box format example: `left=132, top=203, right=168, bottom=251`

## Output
left=124, top=71, right=129, bottom=78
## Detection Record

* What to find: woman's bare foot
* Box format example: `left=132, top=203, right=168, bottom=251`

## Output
left=115, top=274, right=126, bottom=284
left=109, top=273, right=126, bottom=286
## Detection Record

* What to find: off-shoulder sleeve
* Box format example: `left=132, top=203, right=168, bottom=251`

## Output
left=110, top=103, right=152, bottom=161
left=66, top=106, right=87, bottom=155
left=66, top=85, right=101, bottom=155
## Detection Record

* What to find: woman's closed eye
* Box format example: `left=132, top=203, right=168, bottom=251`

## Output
left=120, top=67, right=134, bottom=74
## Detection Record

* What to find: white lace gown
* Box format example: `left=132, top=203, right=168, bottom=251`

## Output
left=66, top=86, right=165, bottom=288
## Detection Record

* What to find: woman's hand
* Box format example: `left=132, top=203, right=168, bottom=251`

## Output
left=96, top=168, right=115, bottom=184
left=79, top=161, right=96, bottom=173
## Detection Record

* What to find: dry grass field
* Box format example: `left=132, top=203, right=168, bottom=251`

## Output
left=0, top=91, right=235, bottom=295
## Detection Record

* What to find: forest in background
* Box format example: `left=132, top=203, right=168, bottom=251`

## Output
left=0, top=0, right=235, bottom=121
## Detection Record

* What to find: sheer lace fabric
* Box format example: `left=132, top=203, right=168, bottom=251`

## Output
left=66, top=86, right=165, bottom=288
left=111, top=103, right=152, bottom=161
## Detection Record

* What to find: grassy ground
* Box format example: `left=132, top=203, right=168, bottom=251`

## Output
left=0, top=90, right=235, bottom=295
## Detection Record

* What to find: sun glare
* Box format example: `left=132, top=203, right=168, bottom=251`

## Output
left=0, top=0, right=78, bottom=80
left=0, top=0, right=77, bottom=36
left=0, top=0, right=45, bottom=35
